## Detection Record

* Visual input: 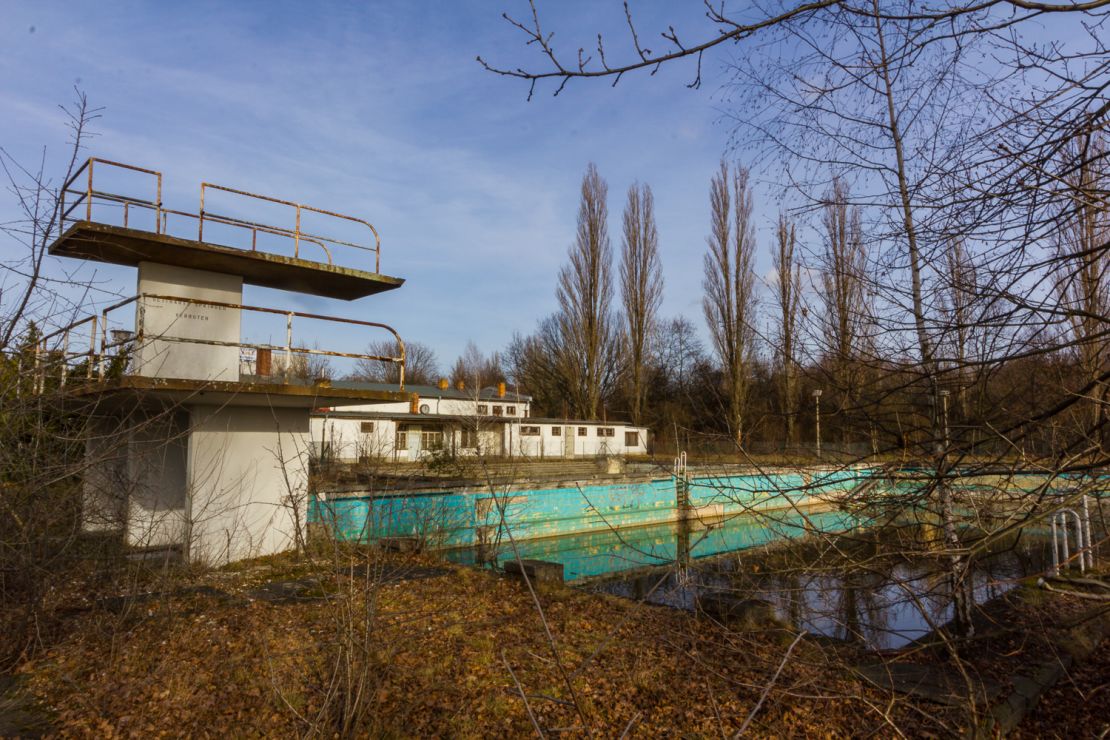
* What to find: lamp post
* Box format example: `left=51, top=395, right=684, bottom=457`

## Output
left=812, top=389, right=823, bottom=460
left=939, top=389, right=951, bottom=452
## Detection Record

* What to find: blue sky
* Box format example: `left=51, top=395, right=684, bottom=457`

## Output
left=1, top=2, right=759, bottom=369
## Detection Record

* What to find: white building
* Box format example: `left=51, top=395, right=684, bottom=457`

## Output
left=313, top=381, right=651, bottom=461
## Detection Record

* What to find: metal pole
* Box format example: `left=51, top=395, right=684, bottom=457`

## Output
left=86, top=160, right=94, bottom=221
left=1061, top=513, right=1070, bottom=568
left=813, top=390, right=823, bottom=460
left=1076, top=511, right=1086, bottom=573
left=99, top=308, right=111, bottom=380
left=87, top=315, right=97, bottom=378
left=939, top=389, right=950, bottom=451
left=60, top=330, right=69, bottom=389
left=285, top=312, right=294, bottom=378
left=1082, top=495, right=1094, bottom=569
left=294, top=205, right=301, bottom=258
left=33, top=341, right=42, bottom=395
left=1051, top=514, right=1059, bottom=576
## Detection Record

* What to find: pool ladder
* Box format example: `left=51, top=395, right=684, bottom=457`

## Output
left=674, top=451, right=691, bottom=512
left=1049, top=495, right=1095, bottom=575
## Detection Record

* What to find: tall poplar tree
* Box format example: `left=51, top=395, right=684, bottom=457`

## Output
left=557, top=163, right=618, bottom=419
left=619, top=182, right=663, bottom=426
left=702, top=160, right=758, bottom=446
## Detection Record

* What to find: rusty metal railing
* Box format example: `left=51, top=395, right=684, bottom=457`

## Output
left=60, top=157, right=383, bottom=272
left=61, top=158, right=163, bottom=231
left=30, top=293, right=405, bottom=394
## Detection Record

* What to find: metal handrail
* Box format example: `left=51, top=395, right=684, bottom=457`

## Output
left=159, top=207, right=333, bottom=264
left=200, top=182, right=381, bottom=270
left=32, top=293, right=406, bottom=392
left=60, top=157, right=383, bottom=273
left=61, top=158, right=163, bottom=232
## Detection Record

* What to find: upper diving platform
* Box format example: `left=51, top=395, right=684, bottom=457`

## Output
left=52, top=158, right=404, bottom=300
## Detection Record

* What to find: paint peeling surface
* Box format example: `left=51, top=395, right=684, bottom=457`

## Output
left=445, top=507, right=862, bottom=581
left=310, top=468, right=873, bottom=550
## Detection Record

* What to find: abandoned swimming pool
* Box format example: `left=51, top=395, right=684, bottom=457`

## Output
left=311, top=467, right=1082, bottom=650
left=309, top=467, right=875, bottom=549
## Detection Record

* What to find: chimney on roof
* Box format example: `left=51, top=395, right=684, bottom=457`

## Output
left=498, top=381, right=506, bottom=398
left=409, top=392, right=420, bottom=414
left=438, top=377, right=449, bottom=390
left=456, top=379, right=465, bottom=391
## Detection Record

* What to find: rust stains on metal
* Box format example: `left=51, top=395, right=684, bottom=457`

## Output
left=31, top=292, right=407, bottom=396
left=51, top=221, right=403, bottom=300
left=59, top=375, right=408, bottom=408
left=57, top=157, right=398, bottom=295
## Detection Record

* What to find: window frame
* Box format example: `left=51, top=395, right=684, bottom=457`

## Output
left=420, top=427, right=443, bottom=450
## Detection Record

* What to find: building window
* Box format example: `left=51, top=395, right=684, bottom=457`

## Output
left=395, top=424, right=409, bottom=449
left=597, top=427, right=615, bottom=438
left=578, top=427, right=588, bottom=436
left=476, top=404, right=488, bottom=415
left=551, top=427, right=561, bottom=436
left=360, top=421, right=374, bottom=433
left=493, top=406, right=503, bottom=416
left=420, top=427, right=442, bottom=449
left=625, top=431, right=639, bottom=446
left=460, top=428, right=478, bottom=449
left=506, top=405, right=516, bottom=416
left=521, top=425, right=540, bottom=436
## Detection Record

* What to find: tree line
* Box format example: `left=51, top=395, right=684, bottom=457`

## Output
left=354, top=140, right=1103, bottom=463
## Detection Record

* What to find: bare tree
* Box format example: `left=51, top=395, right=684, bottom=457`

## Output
left=557, top=162, right=618, bottom=419
left=619, top=182, right=663, bottom=426
left=0, top=90, right=113, bottom=668
left=942, top=237, right=977, bottom=421
left=703, top=160, right=758, bottom=447
left=505, top=317, right=569, bottom=416
left=450, top=340, right=504, bottom=390
left=772, top=213, right=802, bottom=447
left=1054, top=131, right=1110, bottom=450
left=474, top=4, right=1110, bottom=731
left=818, top=178, right=868, bottom=441
left=353, top=339, right=438, bottom=385
left=273, top=351, right=334, bottom=383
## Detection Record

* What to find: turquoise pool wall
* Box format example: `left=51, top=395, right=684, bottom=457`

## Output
left=444, top=506, right=864, bottom=581
left=310, top=467, right=874, bottom=549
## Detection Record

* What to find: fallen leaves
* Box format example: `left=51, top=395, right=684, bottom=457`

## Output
left=15, top=550, right=1088, bottom=737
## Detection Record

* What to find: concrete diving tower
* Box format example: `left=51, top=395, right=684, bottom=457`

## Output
left=35, top=158, right=410, bottom=564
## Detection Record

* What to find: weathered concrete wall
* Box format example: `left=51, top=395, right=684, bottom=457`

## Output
left=187, top=405, right=310, bottom=564
left=82, top=403, right=312, bottom=564
left=81, top=410, right=189, bottom=550
left=134, top=262, right=243, bottom=381
left=312, top=468, right=871, bottom=550
left=125, top=410, right=190, bottom=550
left=82, top=415, right=130, bottom=535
